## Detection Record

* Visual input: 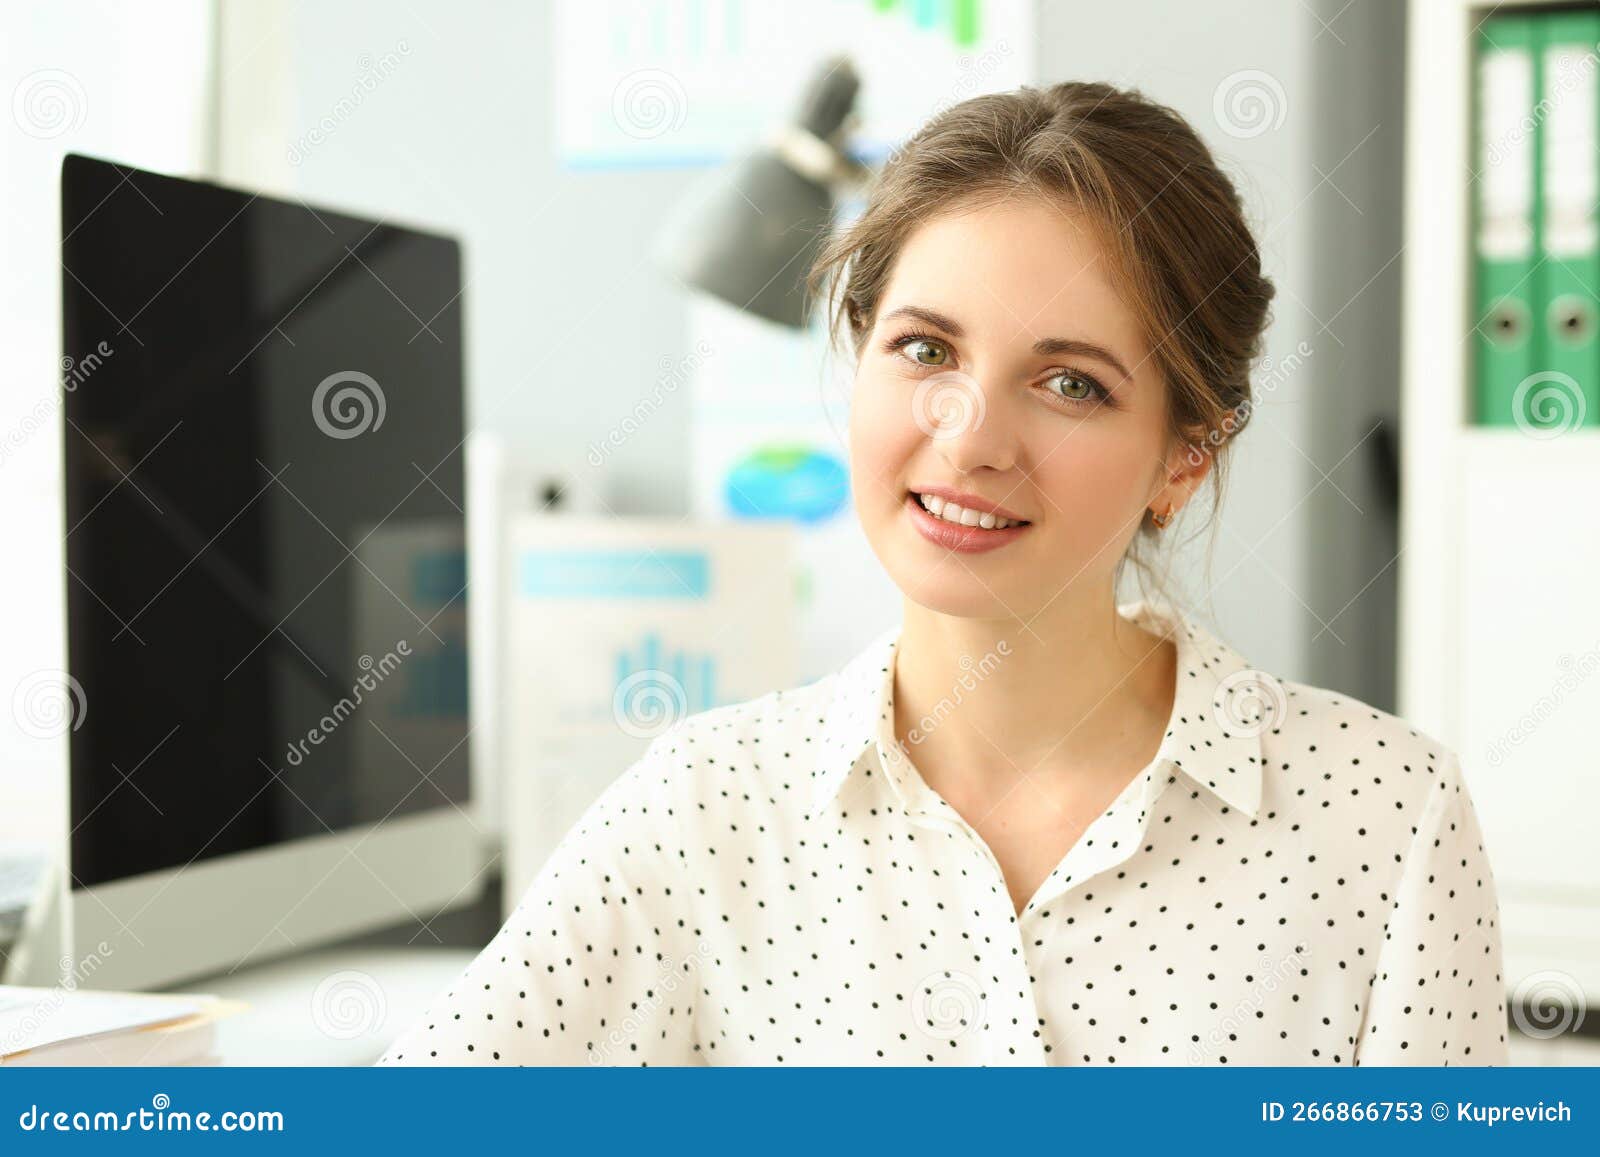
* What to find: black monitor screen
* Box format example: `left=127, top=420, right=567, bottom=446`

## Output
left=61, top=154, right=470, bottom=888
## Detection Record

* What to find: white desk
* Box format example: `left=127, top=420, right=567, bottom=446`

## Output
left=192, top=945, right=477, bottom=1065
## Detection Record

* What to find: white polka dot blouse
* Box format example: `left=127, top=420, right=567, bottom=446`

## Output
left=379, top=599, right=1509, bottom=1066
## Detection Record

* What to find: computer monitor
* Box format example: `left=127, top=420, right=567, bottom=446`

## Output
left=60, top=154, right=482, bottom=990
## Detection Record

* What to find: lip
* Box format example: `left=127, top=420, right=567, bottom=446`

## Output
left=907, top=485, right=1028, bottom=522
left=904, top=491, right=1032, bottom=554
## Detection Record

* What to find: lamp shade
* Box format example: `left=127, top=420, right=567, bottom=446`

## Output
left=653, top=154, right=834, bottom=328
left=652, top=56, right=860, bottom=329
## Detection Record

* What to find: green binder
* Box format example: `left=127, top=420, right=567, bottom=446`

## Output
left=1533, top=9, right=1600, bottom=431
left=1472, top=14, right=1539, bottom=427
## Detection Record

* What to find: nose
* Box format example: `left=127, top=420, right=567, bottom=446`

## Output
left=913, top=370, right=1020, bottom=475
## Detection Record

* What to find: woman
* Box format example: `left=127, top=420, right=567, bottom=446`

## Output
left=380, top=81, right=1508, bottom=1066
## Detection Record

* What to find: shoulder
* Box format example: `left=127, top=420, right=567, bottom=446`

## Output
left=1264, top=674, right=1469, bottom=834
left=538, top=682, right=837, bottom=853
left=646, top=670, right=842, bottom=782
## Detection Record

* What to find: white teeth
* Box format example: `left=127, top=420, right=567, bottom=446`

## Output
left=916, top=493, right=1020, bottom=530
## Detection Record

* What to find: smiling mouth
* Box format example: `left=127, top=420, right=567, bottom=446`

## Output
left=910, top=491, right=1031, bottom=530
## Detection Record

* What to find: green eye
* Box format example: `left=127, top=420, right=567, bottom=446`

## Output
left=908, top=339, right=947, bottom=366
left=1047, top=372, right=1100, bottom=403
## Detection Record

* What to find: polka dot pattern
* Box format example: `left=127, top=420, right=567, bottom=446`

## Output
left=379, top=600, right=1509, bottom=1066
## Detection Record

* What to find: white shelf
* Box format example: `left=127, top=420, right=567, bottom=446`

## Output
left=1399, top=0, right=1600, bottom=1004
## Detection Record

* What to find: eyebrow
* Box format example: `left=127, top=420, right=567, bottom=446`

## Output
left=880, top=304, right=1134, bottom=385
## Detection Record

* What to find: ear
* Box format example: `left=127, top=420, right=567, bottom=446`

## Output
left=1148, top=436, right=1214, bottom=519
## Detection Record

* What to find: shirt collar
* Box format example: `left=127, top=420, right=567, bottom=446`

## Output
left=805, top=599, right=1266, bottom=823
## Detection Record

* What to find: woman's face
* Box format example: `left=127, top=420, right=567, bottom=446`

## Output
left=848, top=195, right=1202, bottom=621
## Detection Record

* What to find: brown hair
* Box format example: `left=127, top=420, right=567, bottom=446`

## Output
left=806, top=80, right=1276, bottom=598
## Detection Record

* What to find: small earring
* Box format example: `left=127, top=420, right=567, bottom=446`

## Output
left=1151, top=503, right=1175, bottom=529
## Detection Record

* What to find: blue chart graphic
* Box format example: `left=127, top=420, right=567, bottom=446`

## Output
left=555, top=0, right=1031, bottom=170
left=615, top=631, right=718, bottom=715
left=521, top=549, right=711, bottom=600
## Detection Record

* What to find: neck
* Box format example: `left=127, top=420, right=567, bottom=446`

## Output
left=892, top=589, right=1176, bottom=795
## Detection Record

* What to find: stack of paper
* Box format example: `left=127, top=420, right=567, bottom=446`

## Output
left=0, top=986, right=245, bottom=1066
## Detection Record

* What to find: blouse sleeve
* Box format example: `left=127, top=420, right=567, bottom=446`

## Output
left=377, top=733, right=702, bottom=1065
left=1353, top=750, right=1510, bottom=1065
